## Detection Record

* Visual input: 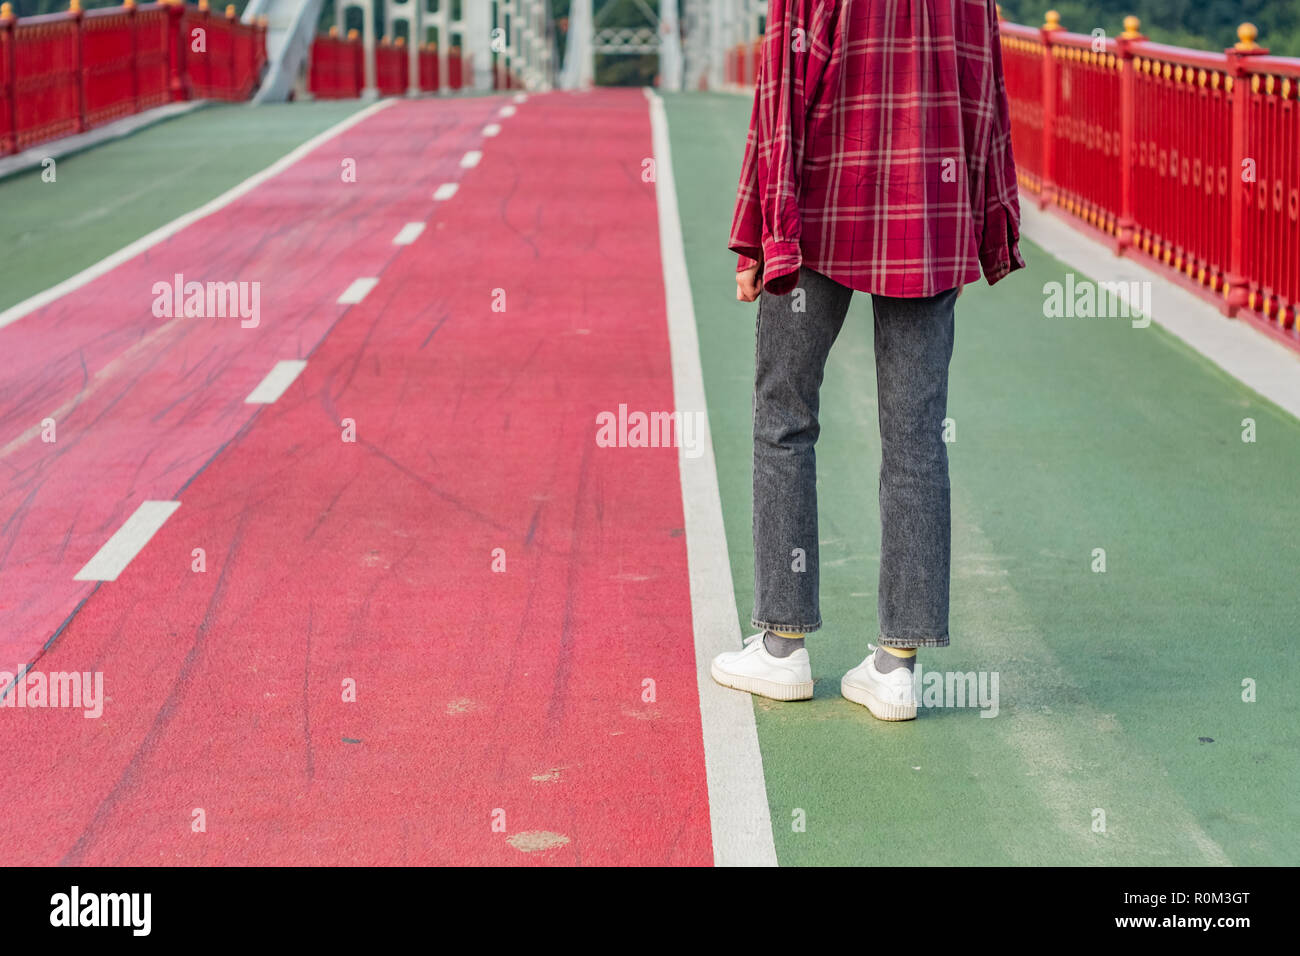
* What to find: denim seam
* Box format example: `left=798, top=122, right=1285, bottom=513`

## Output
left=752, top=617, right=823, bottom=634
left=879, top=633, right=949, bottom=649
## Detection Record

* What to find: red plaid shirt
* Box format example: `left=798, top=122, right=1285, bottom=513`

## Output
left=730, top=0, right=1026, bottom=297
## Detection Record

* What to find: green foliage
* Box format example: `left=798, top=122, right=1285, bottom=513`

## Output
left=11, top=0, right=254, bottom=14
left=11, top=2, right=1294, bottom=65
left=998, top=1, right=1300, bottom=58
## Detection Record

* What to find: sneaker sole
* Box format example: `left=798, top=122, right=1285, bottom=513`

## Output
left=840, top=677, right=917, bottom=721
left=710, top=660, right=813, bottom=701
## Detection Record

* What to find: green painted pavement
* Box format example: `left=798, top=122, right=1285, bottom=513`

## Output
left=662, top=91, right=1298, bottom=866
left=0, top=101, right=367, bottom=313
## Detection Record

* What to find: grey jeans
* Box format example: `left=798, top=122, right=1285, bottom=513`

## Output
left=752, top=267, right=957, bottom=648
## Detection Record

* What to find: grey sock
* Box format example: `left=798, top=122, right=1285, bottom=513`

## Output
left=763, top=631, right=805, bottom=658
left=874, top=646, right=915, bottom=674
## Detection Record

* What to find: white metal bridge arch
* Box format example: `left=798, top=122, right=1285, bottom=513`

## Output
left=245, top=1, right=764, bottom=102
left=561, top=0, right=678, bottom=90
left=326, top=0, right=558, bottom=96
left=559, top=0, right=765, bottom=91
left=243, top=0, right=769, bottom=100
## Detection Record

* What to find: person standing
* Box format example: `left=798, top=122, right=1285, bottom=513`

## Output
left=710, top=0, right=1025, bottom=720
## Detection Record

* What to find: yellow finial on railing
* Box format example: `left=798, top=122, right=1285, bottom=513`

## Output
left=347, top=28, right=358, bottom=40
left=0, top=1, right=12, bottom=18
left=328, top=25, right=338, bottom=37
left=1044, top=10, right=1062, bottom=31
left=226, top=4, right=236, bottom=17
left=69, top=0, right=81, bottom=12
left=124, top=0, right=135, bottom=8
left=1235, top=23, right=1258, bottom=51
left=1122, top=16, right=1141, bottom=39
left=395, top=36, right=405, bottom=47
left=197, top=0, right=209, bottom=11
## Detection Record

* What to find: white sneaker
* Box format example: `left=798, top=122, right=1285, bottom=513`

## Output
left=711, top=633, right=814, bottom=701
left=841, top=644, right=917, bottom=720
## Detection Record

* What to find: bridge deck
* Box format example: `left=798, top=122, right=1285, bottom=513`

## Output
left=0, top=91, right=1294, bottom=865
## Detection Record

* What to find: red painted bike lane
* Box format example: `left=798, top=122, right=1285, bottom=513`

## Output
left=0, top=98, right=502, bottom=677
left=0, top=89, right=712, bottom=865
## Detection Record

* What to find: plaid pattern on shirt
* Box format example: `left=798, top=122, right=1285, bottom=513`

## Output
left=730, top=0, right=1026, bottom=297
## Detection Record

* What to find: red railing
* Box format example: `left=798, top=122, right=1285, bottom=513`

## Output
left=448, top=48, right=462, bottom=90
left=306, top=32, right=470, bottom=98
left=493, top=60, right=519, bottom=90
left=725, top=12, right=1300, bottom=347
left=1000, top=11, right=1299, bottom=344
left=726, top=39, right=762, bottom=87
left=181, top=2, right=262, bottom=100
left=0, top=0, right=266, bottom=157
left=417, top=40, right=438, bottom=93
left=375, top=36, right=405, bottom=96
left=309, top=27, right=361, bottom=99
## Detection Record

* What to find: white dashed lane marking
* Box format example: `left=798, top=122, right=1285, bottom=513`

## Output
left=433, top=183, right=459, bottom=200
left=337, top=277, right=379, bottom=304
left=74, top=501, right=181, bottom=581
left=245, top=359, right=308, bottom=405
left=392, top=222, right=426, bottom=245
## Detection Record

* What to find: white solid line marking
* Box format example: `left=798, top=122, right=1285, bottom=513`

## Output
left=460, top=150, right=483, bottom=168
left=513, top=93, right=528, bottom=104
left=337, top=277, right=379, bottom=305
left=482, top=123, right=502, bottom=137
left=392, top=222, right=426, bottom=245
left=433, top=182, right=459, bottom=201
left=498, top=105, right=517, bottom=117
left=74, top=500, right=181, bottom=581
left=1019, top=202, right=1300, bottom=421
left=647, top=88, right=777, bottom=868
left=0, top=99, right=396, bottom=333
left=245, top=359, right=308, bottom=404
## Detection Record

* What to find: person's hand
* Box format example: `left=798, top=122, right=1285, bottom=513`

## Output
left=736, top=261, right=762, bottom=302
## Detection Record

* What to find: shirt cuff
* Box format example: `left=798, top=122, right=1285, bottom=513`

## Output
left=760, top=239, right=802, bottom=296
left=980, top=202, right=1027, bottom=285
left=981, top=236, right=1026, bottom=285
left=737, top=254, right=761, bottom=273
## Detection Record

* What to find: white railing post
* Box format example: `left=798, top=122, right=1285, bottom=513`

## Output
left=338, top=0, right=378, bottom=97
left=560, top=0, right=594, bottom=89
left=659, top=0, right=683, bottom=90
left=382, top=0, right=421, bottom=95
left=461, top=0, right=492, bottom=91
